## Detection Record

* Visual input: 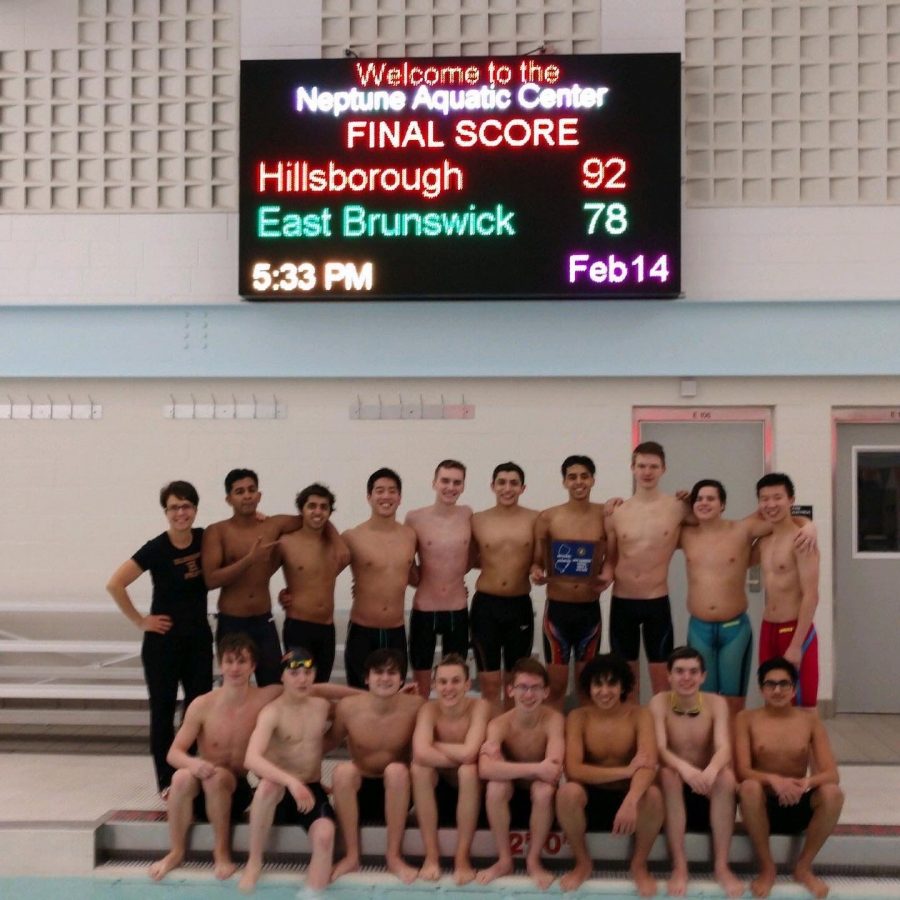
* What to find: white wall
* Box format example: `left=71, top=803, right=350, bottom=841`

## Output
left=4, top=373, right=897, bottom=700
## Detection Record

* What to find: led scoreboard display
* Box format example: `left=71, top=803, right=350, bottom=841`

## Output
left=239, top=54, right=681, bottom=300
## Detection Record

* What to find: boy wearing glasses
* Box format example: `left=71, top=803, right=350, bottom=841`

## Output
left=556, top=653, right=663, bottom=896
left=477, top=657, right=564, bottom=889
left=240, top=648, right=337, bottom=893
left=735, top=658, right=843, bottom=899
left=649, top=647, right=742, bottom=898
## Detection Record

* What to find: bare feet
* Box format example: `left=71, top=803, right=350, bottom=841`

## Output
left=751, top=864, right=777, bottom=898
left=526, top=857, right=555, bottom=890
left=715, top=863, right=745, bottom=898
left=453, top=861, right=476, bottom=885
left=148, top=850, right=183, bottom=881
left=385, top=854, right=418, bottom=885
left=560, top=859, right=592, bottom=892
left=794, top=864, right=829, bottom=898
left=417, top=857, right=441, bottom=881
left=238, top=859, right=262, bottom=893
left=631, top=861, right=658, bottom=898
left=476, top=858, right=513, bottom=885
left=330, top=854, right=360, bottom=882
left=666, top=863, right=688, bottom=896
left=213, top=852, right=237, bottom=880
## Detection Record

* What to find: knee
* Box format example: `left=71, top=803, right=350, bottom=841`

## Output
left=332, top=762, right=361, bottom=791
left=816, top=783, right=845, bottom=811
left=383, top=762, right=410, bottom=789
left=486, top=780, right=512, bottom=804
left=531, top=780, right=555, bottom=807
left=311, top=818, right=336, bottom=851
left=738, top=779, right=764, bottom=805
left=169, top=767, right=197, bottom=796
left=254, top=778, right=284, bottom=804
left=556, top=781, right=585, bottom=813
left=659, top=766, right=682, bottom=791
left=641, top=784, right=664, bottom=815
left=714, top=767, right=737, bottom=793
left=457, top=763, right=480, bottom=786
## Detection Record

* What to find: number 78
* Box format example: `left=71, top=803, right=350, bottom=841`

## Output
left=583, top=202, right=628, bottom=235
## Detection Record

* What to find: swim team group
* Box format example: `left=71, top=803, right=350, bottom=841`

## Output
left=106, top=443, right=843, bottom=899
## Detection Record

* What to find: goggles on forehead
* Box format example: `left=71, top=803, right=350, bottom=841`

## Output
left=282, top=657, right=314, bottom=670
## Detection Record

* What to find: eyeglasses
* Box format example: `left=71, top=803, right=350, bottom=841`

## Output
left=165, top=503, right=195, bottom=513
left=283, top=659, right=314, bottom=670
left=512, top=683, right=544, bottom=694
left=761, top=679, right=794, bottom=691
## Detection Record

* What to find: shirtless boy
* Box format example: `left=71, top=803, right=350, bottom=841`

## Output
left=477, top=657, right=565, bottom=889
left=755, top=474, right=821, bottom=708
left=149, top=634, right=280, bottom=882
left=735, top=658, right=843, bottom=898
left=556, top=653, right=663, bottom=896
left=406, top=460, right=473, bottom=697
left=202, top=469, right=301, bottom=686
left=649, top=646, right=743, bottom=898
left=681, top=479, right=815, bottom=715
left=606, top=441, right=687, bottom=696
left=240, top=648, right=337, bottom=893
left=342, top=468, right=417, bottom=688
left=470, top=462, right=539, bottom=710
left=411, top=653, right=491, bottom=884
left=330, top=648, right=425, bottom=884
left=277, top=483, right=350, bottom=683
left=531, top=455, right=612, bottom=708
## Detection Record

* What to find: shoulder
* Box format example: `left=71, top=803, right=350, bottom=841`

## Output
left=566, top=706, right=587, bottom=728
left=541, top=707, right=565, bottom=730
left=648, top=692, right=667, bottom=713
left=399, top=522, right=418, bottom=541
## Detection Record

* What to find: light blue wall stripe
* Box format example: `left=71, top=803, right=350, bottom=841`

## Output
left=1, top=300, right=897, bottom=378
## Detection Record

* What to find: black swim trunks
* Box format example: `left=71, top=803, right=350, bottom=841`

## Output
left=584, top=785, right=628, bottom=831
left=609, top=596, right=674, bottom=664
left=409, top=608, right=469, bottom=672
left=357, top=776, right=387, bottom=825
left=272, top=781, right=336, bottom=831
left=542, top=598, right=601, bottom=666
left=765, top=790, right=814, bottom=835
left=344, top=621, right=408, bottom=689
left=192, top=775, right=253, bottom=823
left=470, top=592, right=534, bottom=673
left=283, top=618, right=335, bottom=683
left=682, top=783, right=711, bottom=832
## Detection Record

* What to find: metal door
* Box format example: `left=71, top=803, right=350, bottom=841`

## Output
left=834, top=412, right=900, bottom=713
left=633, top=407, right=771, bottom=703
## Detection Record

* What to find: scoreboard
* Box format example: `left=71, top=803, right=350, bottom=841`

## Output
left=239, top=54, right=681, bottom=300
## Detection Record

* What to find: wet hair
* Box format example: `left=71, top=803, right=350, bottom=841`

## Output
left=756, top=472, right=795, bottom=499
left=492, top=461, right=525, bottom=484
left=757, top=656, right=798, bottom=687
left=434, top=652, right=470, bottom=680
left=667, top=645, right=706, bottom=673
left=225, top=468, right=258, bottom=493
left=579, top=653, right=635, bottom=701
left=561, top=455, right=596, bottom=477
left=364, top=648, right=406, bottom=678
left=434, top=459, right=466, bottom=478
left=690, top=479, right=727, bottom=506
left=295, top=483, right=336, bottom=513
left=510, top=656, right=549, bottom=686
left=367, top=467, right=402, bottom=495
left=632, top=441, right=665, bottom=465
left=159, top=480, right=199, bottom=509
left=217, top=632, right=258, bottom=664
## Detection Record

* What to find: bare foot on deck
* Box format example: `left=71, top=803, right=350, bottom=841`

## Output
left=715, top=863, right=745, bottom=898
left=386, top=854, right=418, bottom=884
left=453, top=861, right=476, bottom=885
left=148, top=850, right=183, bottom=881
left=330, top=854, right=360, bottom=882
left=631, top=861, right=658, bottom=898
left=526, top=857, right=555, bottom=889
left=751, top=863, right=777, bottom=898
left=213, top=852, right=237, bottom=880
left=238, top=859, right=262, bottom=893
left=560, top=859, right=592, bottom=892
left=476, top=858, right=513, bottom=885
left=417, top=857, right=441, bottom=881
left=666, top=863, right=688, bottom=896
left=794, top=864, right=829, bottom=898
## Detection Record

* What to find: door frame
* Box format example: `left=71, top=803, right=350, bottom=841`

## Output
left=633, top=406, right=774, bottom=472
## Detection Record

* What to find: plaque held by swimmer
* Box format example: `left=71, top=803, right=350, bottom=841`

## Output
left=549, top=539, right=598, bottom=581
